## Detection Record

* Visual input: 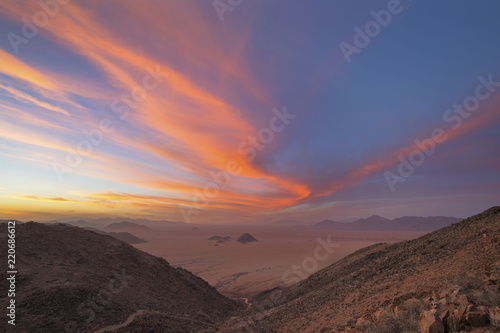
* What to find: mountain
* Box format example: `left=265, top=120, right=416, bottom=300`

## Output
left=83, top=227, right=146, bottom=244
left=44, top=217, right=184, bottom=229
left=314, top=215, right=461, bottom=231
left=221, top=207, right=500, bottom=332
left=66, top=219, right=100, bottom=228
left=0, top=222, right=241, bottom=332
left=107, top=231, right=146, bottom=244
left=103, top=221, right=152, bottom=232
left=82, top=226, right=108, bottom=234
left=236, top=233, right=258, bottom=244
left=314, top=219, right=345, bottom=229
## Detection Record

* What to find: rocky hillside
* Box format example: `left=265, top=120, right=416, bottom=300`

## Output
left=220, top=207, right=500, bottom=332
left=0, top=222, right=241, bottom=332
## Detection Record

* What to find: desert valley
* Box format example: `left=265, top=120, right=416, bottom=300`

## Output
left=1, top=208, right=500, bottom=332
left=51, top=217, right=436, bottom=298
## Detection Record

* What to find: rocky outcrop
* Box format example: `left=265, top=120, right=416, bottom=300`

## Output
left=343, top=274, right=500, bottom=333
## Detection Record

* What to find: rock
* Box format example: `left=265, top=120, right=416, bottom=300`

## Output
left=423, top=296, right=434, bottom=305
left=372, top=309, right=384, bottom=322
left=456, top=294, right=470, bottom=307
left=453, top=306, right=468, bottom=325
left=355, top=317, right=370, bottom=327
left=448, top=289, right=460, bottom=304
left=465, top=304, right=476, bottom=313
left=446, top=312, right=461, bottom=332
left=465, top=311, right=488, bottom=327
left=438, top=309, right=450, bottom=330
left=394, top=306, right=404, bottom=316
left=420, top=309, right=445, bottom=333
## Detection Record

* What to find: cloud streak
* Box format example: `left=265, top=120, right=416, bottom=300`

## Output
left=1, top=0, right=499, bottom=222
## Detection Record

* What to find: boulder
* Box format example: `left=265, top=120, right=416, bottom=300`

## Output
left=456, top=294, right=470, bottom=307
left=488, top=307, right=500, bottom=328
left=446, top=312, right=461, bottom=332
left=465, top=311, right=488, bottom=327
left=420, top=309, right=445, bottom=333
left=448, top=289, right=460, bottom=304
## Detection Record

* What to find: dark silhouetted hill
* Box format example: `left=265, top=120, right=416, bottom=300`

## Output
left=236, top=233, right=258, bottom=244
left=82, top=227, right=146, bottom=244
left=0, top=222, right=241, bottom=332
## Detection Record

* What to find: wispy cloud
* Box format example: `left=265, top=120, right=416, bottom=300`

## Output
left=1, top=0, right=499, bottom=222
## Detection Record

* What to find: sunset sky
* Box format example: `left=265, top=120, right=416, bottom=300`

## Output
left=0, top=0, right=499, bottom=224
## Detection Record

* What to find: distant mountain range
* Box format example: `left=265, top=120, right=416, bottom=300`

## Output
left=314, top=215, right=461, bottom=231
left=83, top=227, right=146, bottom=244
left=103, top=221, right=152, bottom=232
left=44, top=217, right=183, bottom=229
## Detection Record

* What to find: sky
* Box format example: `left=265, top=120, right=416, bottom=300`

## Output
left=0, top=0, right=499, bottom=224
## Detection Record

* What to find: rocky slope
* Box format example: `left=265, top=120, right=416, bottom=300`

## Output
left=220, top=207, right=500, bottom=332
left=0, top=222, right=241, bottom=332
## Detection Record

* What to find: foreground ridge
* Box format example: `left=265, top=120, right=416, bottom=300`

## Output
left=219, top=206, right=500, bottom=332
left=0, top=222, right=242, bottom=332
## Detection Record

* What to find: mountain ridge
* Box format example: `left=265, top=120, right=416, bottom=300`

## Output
left=314, top=215, right=461, bottom=231
left=0, top=222, right=241, bottom=332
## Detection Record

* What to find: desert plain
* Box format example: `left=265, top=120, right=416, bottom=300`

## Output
left=128, top=224, right=425, bottom=298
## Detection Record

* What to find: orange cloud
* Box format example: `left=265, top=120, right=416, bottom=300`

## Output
left=313, top=93, right=500, bottom=199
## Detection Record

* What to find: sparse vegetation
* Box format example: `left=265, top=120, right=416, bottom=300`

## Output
left=222, top=207, right=500, bottom=332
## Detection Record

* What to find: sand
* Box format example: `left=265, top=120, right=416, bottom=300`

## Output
left=130, top=224, right=424, bottom=298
